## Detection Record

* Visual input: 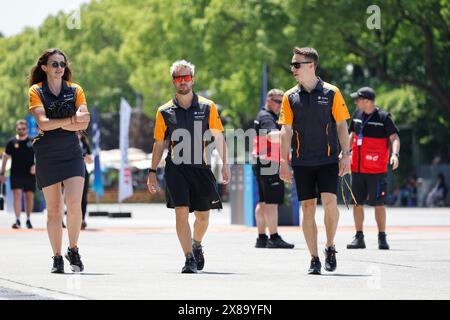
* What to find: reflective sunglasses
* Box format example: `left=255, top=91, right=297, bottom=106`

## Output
left=271, top=98, right=282, bottom=104
left=49, top=61, right=67, bottom=68
left=173, top=74, right=192, bottom=83
left=290, top=61, right=313, bottom=69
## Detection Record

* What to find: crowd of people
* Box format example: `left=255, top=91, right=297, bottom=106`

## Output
left=387, top=173, right=448, bottom=207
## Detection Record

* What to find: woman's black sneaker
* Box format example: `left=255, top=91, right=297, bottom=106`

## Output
left=26, top=220, right=33, bottom=229
left=347, top=232, right=366, bottom=249
left=192, top=245, right=205, bottom=271
left=266, top=235, right=295, bottom=249
left=378, top=233, right=390, bottom=250
left=51, top=256, right=64, bottom=274
left=308, top=257, right=322, bottom=275
left=324, top=246, right=338, bottom=272
left=181, top=254, right=197, bottom=274
left=65, top=247, right=84, bottom=272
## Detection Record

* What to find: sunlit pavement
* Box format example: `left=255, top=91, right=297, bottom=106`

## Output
left=1, top=204, right=449, bottom=300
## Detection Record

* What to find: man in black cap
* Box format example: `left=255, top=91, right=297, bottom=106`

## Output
left=347, top=87, right=401, bottom=250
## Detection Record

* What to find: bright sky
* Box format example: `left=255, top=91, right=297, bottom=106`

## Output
left=0, top=0, right=91, bottom=37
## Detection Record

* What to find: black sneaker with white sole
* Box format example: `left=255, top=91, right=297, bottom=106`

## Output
left=192, top=245, right=205, bottom=271
left=65, top=247, right=84, bottom=272
left=181, top=254, right=197, bottom=274
left=324, top=246, right=338, bottom=272
left=308, top=257, right=322, bottom=275
left=51, top=256, right=64, bottom=274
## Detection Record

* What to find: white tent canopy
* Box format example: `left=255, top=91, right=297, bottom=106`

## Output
left=86, top=148, right=167, bottom=172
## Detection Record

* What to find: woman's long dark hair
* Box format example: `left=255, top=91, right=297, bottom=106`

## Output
left=28, top=48, right=72, bottom=87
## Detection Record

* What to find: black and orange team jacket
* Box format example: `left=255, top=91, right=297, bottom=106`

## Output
left=153, top=93, right=224, bottom=167
left=29, top=80, right=86, bottom=115
left=278, top=78, right=350, bottom=166
left=29, top=80, right=86, bottom=140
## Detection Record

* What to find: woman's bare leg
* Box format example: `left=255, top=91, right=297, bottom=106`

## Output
left=63, top=177, right=84, bottom=249
left=42, top=183, right=63, bottom=256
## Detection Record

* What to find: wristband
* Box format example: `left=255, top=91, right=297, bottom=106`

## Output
left=148, top=168, right=157, bottom=174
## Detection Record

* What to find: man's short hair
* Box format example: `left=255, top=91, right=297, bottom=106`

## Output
left=267, top=89, right=284, bottom=98
left=15, top=119, right=27, bottom=128
left=170, top=60, right=195, bottom=77
left=293, top=47, right=319, bottom=67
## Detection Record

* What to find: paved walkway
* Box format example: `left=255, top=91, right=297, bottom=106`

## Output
left=0, top=204, right=449, bottom=299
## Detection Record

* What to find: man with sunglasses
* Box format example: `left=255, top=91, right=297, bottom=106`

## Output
left=347, top=87, right=400, bottom=250
left=1, top=119, right=36, bottom=229
left=147, top=60, right=230, bottom=274
left=279, top=47, right=351, bottom=275
left=253, top=89, right=294, bottom=249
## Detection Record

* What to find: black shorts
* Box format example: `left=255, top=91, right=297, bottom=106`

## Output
left=293, top=163, right=339, bottom=201
left=164, top=161, right=222, bottom=213
left=10, top=175, right=36, bottom=192
left=351, top=173, right=387, bottom=206
left=253, top=165, right=284, bottom=204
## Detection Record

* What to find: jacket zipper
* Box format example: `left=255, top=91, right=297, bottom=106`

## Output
left=326, top=123, right=331, bottom=157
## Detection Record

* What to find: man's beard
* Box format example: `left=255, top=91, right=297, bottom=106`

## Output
left=177, top=89, right=191, bottom=95
left=17, top=133, right=27, bottom=139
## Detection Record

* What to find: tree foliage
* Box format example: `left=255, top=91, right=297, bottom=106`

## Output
left=0, top=0, right=448, bottom=163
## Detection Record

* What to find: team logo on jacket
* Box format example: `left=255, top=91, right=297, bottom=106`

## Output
left=194, top=111, right=206, bottom=120
left=317, top=96, right=329, bottom=105
left=366, top=154, right=379, bottom=161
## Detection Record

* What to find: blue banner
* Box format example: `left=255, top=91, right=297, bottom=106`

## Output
left=27, top=114, right=38, bottom=138
left=244, top=164, right=255, bottom=227
left=92, top=107, right=104, bottom=198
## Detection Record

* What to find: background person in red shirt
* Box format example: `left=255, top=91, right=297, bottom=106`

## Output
left=347, top=87, right=401, bottom=250
left=252, top=89, right=294, bottom=249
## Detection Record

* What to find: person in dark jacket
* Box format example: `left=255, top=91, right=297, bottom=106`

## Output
left=279, top=47, right=351, bottom=275
left=252, top=89, right=294, bottom=249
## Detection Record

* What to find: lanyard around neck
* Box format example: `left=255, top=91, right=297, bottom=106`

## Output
left=358, top=112, right=375, bottom=136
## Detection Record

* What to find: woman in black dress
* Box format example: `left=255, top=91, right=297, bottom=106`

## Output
left=28, top=48, right=90, bottom=273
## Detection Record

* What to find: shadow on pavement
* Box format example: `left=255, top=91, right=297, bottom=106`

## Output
left=200, top=271, right=248, bottom=275
left=61, top=273, right=114, bottom=276
left=320, top=273, right=371, bottom=277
